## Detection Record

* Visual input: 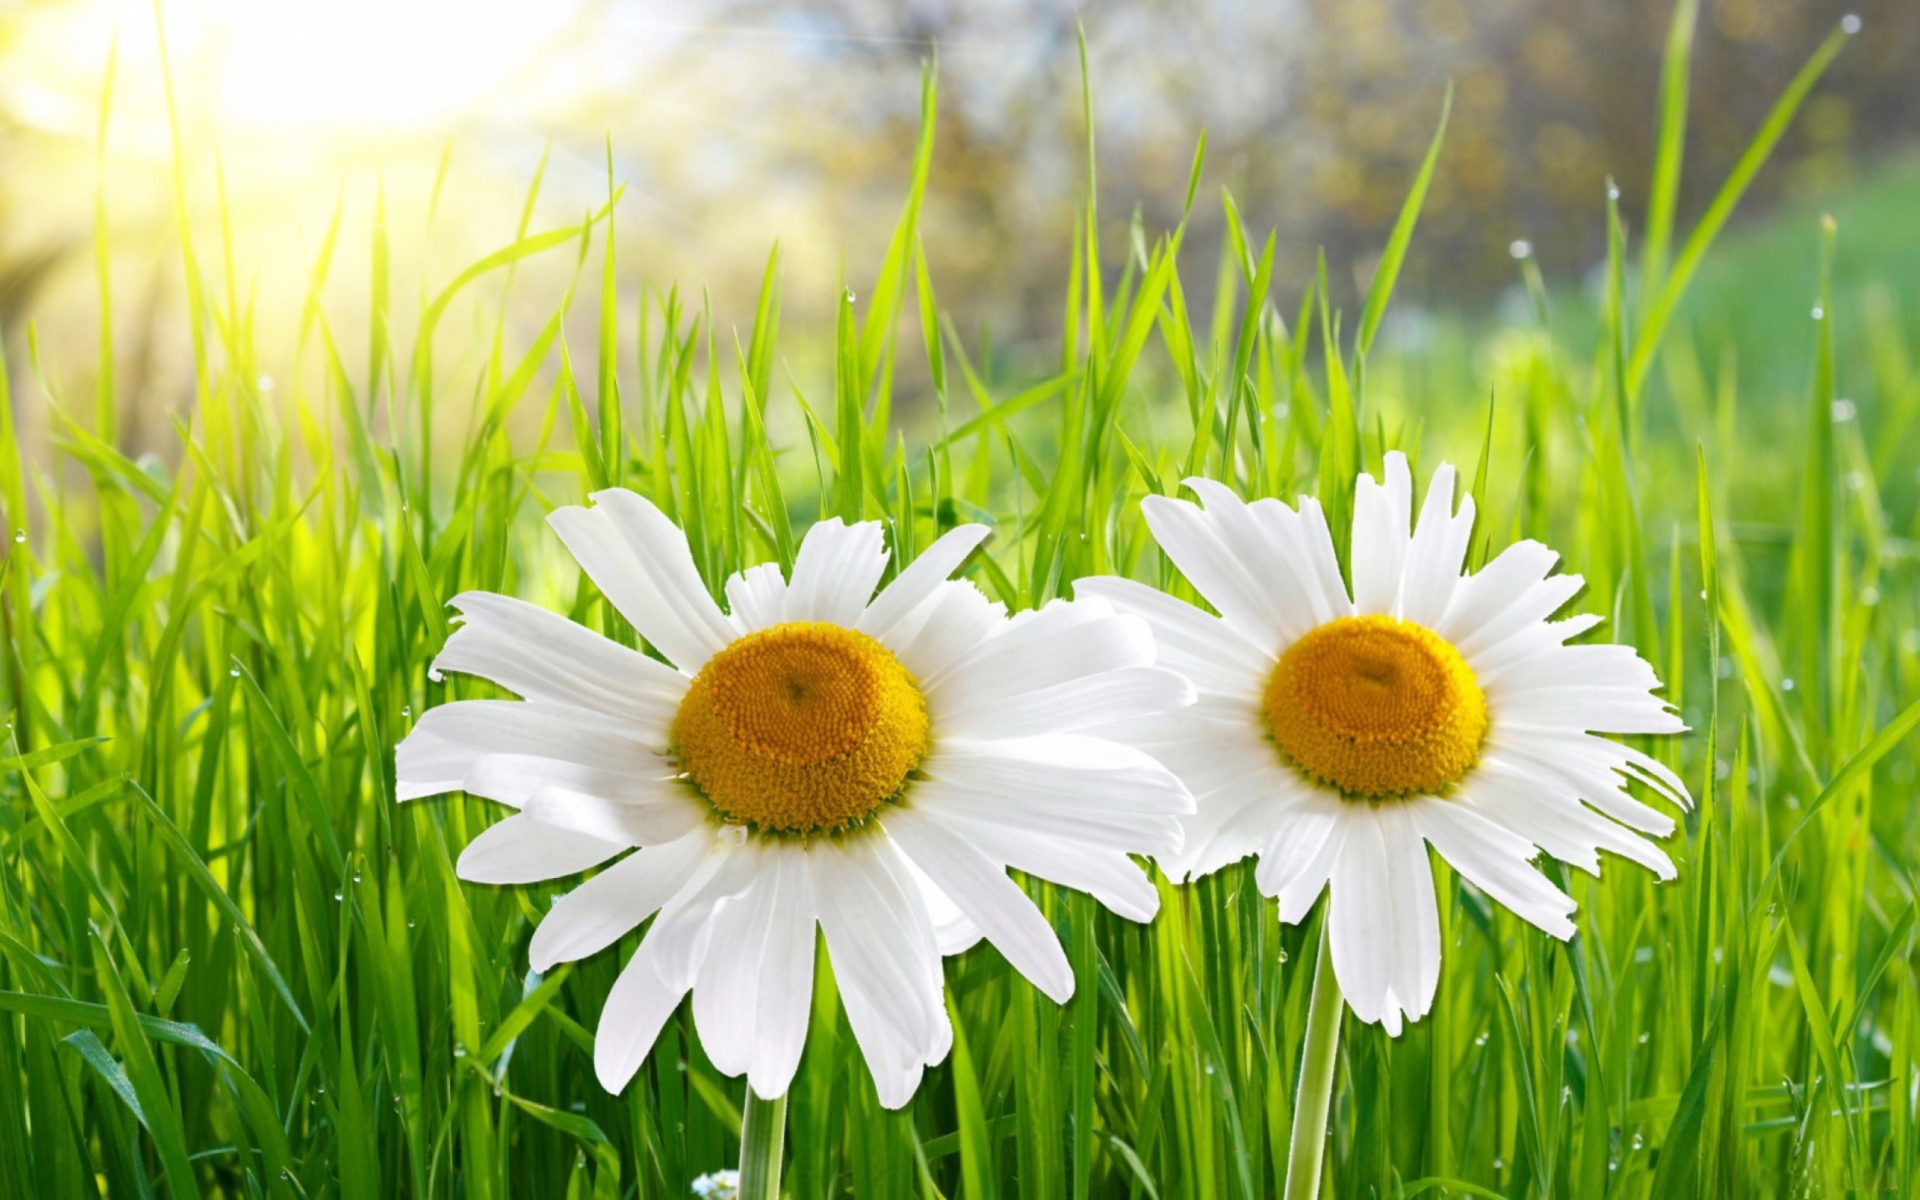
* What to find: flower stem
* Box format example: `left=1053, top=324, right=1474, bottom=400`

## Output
left=1282, top=919, right=1344, bottom=1200
left=738, top=1088, right=788, bottom=1200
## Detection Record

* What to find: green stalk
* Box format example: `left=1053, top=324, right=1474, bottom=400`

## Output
left=738, top=1088, right=789, bottom=1200
left=1283, top=920, right=1343, bottom=1200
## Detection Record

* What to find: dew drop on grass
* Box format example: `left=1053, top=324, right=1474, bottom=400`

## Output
left=1632, top=1133, right=1645, bottom=1150
left=1781, top=677, right=1796, bottom=691
left=229, top=666, right=241, bottom=677
left=1509, top=239, right=1532, bottom=260
left=11, top=530, right=23, bottom=543
left=1474, top=1031, right=1488, bottom=1046
left=1277, top=948, right=1288, bottom=964
left=1842, top=13, right=1861, bottom=33
left=1637, top=1032, right=1650, bottom=1044
left=1493, top=1159, right=1504, bottom=1171
left=1811, top=305, right=1825, bottom=320
left=334, top=889, right=344, bottom=902
left=1831, top=399, right=1856, bottom=422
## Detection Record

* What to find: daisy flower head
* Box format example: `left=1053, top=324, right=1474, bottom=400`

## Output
left=1079, top=452, right=1691, bottom=1033
left=396, top=490, right=1195, bottom=1106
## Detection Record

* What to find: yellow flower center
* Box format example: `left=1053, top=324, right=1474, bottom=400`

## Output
left=672, top=621, right=930, bottom=835
left=1264, top=614, right=1488, bottom=800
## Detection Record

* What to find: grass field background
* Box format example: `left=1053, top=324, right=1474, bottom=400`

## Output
left=4, top=15, right=1920, bottom=1199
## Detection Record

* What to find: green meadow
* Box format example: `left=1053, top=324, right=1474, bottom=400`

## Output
left=4, top=14, right=1919, bottom=1199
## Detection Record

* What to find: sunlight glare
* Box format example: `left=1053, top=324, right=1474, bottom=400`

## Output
left=205, top=0, right=577, bottom=131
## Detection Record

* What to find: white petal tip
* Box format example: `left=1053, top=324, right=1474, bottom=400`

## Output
left=594, top=1050, right=640, bottom=1095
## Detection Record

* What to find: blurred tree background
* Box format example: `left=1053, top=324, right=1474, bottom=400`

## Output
left=0, top=0, right=1913, bottom=458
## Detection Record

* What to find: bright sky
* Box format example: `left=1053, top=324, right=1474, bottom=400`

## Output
left=2, top=0, right=589, bottom=142
left=207, top=0, right=580, bottom=129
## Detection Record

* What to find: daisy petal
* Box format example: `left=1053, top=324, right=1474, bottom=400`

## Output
left=1350, top=451, right=1413, bottom=616
left=1328, top=809, right=1401, bottom=1033
left=937, top=666, right=1194, bottom=739
left=1072, top=575, right=1271, bottom=700
left=885, top=806, right=1074, bottom=1003
left=548, top=490, right=735, bottom=673
left=1398, top=465, right=1475, bottom=627
left=744, top=847, right=817, bottom=1098
left=593, top=931, right=692, bottom=1094
left=859, top=524, right=992, bottom=643
left=785, top=519, right=888, bottom=626
left=432, top=592, right=686, bottom=735
left=528, top=830, right=715, bottom=971
left=914, top=806, right=1163, bottom=921
left=1495, top=687, right=1685, bottom=735
left=455, top=814, right=625, bottom=885
left=519, top=782, right=705, bottom=852
left=1467, top=757, right=1678, bottom=880
left=402, top=700, right=660, bottom=776
left=724, top=562, right=789, bottom=633
left=1141, top=492, right=1293, bottom=646
left=926, top=601, right=1154, bottom=709
left=1181, top=478, right=1333, bottom=644
left=590, top=847, right=753, bottom=1093
left=901, top=856, right=985, bottom=955
left=1435, top=539, right=1560, bottom=646
left=1160, top=762, right=1309, bottom=881
left=694, top=842, right=817, bottom=1098
left=880, top=581, right=1006, bottom=683
left=1379, top=804, right=1440, bottom=1022
left=1252, top=794, right=1345, bottom=912
left=1276, top=496, right=1358, bottom=625
left=813, top=836, right=949, bottom=1109
left=1413, top=799, right=1577, bottom=939
left=915, top=736, right=1191, bottom=854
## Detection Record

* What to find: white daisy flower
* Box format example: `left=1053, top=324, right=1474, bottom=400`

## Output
left=1080, top=452, right=1691, bottom=1033
left=397, top=490, right=1194, bottom=1106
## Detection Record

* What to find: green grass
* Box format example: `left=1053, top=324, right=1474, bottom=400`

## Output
left=4, top=12, right=1920, bottom=1199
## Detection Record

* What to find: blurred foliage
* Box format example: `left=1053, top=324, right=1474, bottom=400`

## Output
left=689, top=0, right=1916, bottom=316
left=0, top=0, right=1911, bottom=462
